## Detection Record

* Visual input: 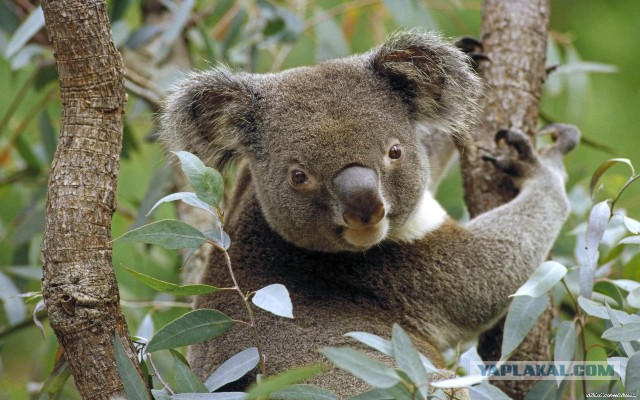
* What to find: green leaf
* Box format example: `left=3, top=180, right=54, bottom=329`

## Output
left=147, top=192, right=215, bottom=218
left=523, top=380, right=559, bottom=400
left=146, top=309, right=235, bottom=353
left=431, top=374, right=485, bottom=389
left=607, top=357, right=628, bottom=387
left=346, top=390, right=393, bottom=400
left=115, top=219, right=206, bottom=249
left=578, top=296, right=640, bottom=324
left=171, top=394, right=246, bottom=400
left=35, top=359, right=71, bottom=400
left=625, top=353, right=640, bottom=396
left=114, top=333, right=149, bottom=400
left=205, top=347, right=260, bottom=392
left=553, top=321, right=576, bottom=385
left=151, top=389, right=171, bottom=400
left=391, top=324, right=427, bottom=397
left=0, top=271, right=26, bottom=325
left=172, top=151, right=224, bottom=208
left=252, top=284, right=293, bottom=319
left=120, top=266, right=220, bottom=296
left=245, top=365, right=325, bottom=399
left=322, top=348, right=400, bottom=389
left=171, top=350, right=209, bottom=393
left=590, top=158, right=635, bottom=196
left=314, top=16, right=348, bottom=62
left=270, top=384, right=337, bottom=400
left=203, top=229, right=231, bottom=250
left=554, top=321, right=576, bottom=361
left=511, top=261, right=567, bottom=298
left=135, top=313, right=155, bottom=342
left=382, top=0, right=437, bottom=30
left=468, top=383, right=512, bottom=400
left=501, top=295, right=549, bottom=360
left=593, top=280, right=624, bottom=308
left=622, top=216, right=640, bottom=234
left=5, top=5, right=44, bottom=58
left=604, top=302, right=635, bottom=357
left=38, top=110, right=56, bottom=162
left=628, top=287, right=640, bottom=308
left=608, top=279, right=640, bottom=293
left=602, top=323, right=640, bottom=342
left=582, top=200, right=610, bottom=298
left=619, top=235, right=640, bottom=246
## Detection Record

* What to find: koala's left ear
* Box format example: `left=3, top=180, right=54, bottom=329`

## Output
left=371, top=31, right=482, bottom=137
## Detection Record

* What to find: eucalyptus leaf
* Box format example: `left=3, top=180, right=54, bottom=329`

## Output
left=172, top=350, right=209, bottom=393
left=604, top=302, right=635, bottom=357
left=0, top=271, right=26, bottom=325
left=430, top=374, right=484, bottom=388
left=314, top=16, right=348, bottom=62
left=554, top=321, right=576, bottom=385
left=391, top=324, right=428, bottom=397
left=345, top=331, right=436, bottom=372
left=468, top=383, right=512, bottom=400
left=590, top=158, right=635, bottom=196
left=172, top=151, right=224, bottom=208
left=511, top=261, right=567, bottom=298
left=121, top=265, right=219, bottom=296
left=609, top=279, right=640, bottom=293
left=135, top=312, right=155, bottom=342
left=116, top=219, right=206, bottom=249
left=523, top=380, right=558, bottom=400
left=270, top=384, right=337, bottom=400
left=252, top=284, right=293, bottom=319
left=345, top=390, right=393, bottom=400
left=5, top=5, right=44, bottom=58
left=619, top=235, right=640, bottom=246
left=593, top=280, right=624, bottom=308
left=321, top=348, right=400, bottom=389
left=114, top=333, right=149, bottom=400
left=622, top=216, right=640, bottom=234
left=147, top=192, right=215, bottom=217
left=146, top=309, right=234, bottom=353
left=501, top=295, right=549, bottom=360
left=607, top=357, right=628, bottom=387
left=171, top=394, right=246, bottom=400
left=245, top=365, right=325, bottom=399
left=205, top=347, right=260, bottom=392
left=581, top=200, right=610, bottom=298
left=625, top=352, right=640, bottom=395
left=628, top=287, right=640, bottom=308
left=203, top=229, right=231, bottom=250
left=602, top=323, right=640, bottom=342
left=578, top=296, right=640, bottom=324
left=152, top=389, right=171, bottom=400
left=35, top=359, right=71, bottom=400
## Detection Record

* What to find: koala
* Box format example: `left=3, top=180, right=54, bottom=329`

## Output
left=159, top=31, right=578, bottom=397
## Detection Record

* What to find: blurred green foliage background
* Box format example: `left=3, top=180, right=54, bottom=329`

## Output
left=0, top=1, right=639, bottom=398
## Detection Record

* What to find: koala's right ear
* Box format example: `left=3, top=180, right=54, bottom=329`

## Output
left=159, top=70, right=255, bottom=170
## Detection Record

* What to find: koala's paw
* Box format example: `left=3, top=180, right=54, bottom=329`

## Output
left=454, top=36, right=489, bottom=71
left=538, top=123, right=580, bottom=157
left=482, top=128, right=537, bottom=178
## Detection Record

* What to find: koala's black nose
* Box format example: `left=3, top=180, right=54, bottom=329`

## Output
left=332, top=165, right=385, bottom=228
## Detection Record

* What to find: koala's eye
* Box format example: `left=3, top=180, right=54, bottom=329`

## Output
left=389, top=144, right=403, bottom=160
left=291, top=170, right=308, bottom=185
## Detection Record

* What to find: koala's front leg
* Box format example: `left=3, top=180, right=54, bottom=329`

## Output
left=460, top=125, right=578, bottom=321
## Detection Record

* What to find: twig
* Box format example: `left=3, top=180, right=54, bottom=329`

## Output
left=146, top=353, right=175, bottom=395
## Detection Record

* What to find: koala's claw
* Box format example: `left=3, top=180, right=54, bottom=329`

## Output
left=482, top=129, right=537, bottom=177
left=538, top=123, right=580, bottom=156
left=455, top=36, right=490, bottom=70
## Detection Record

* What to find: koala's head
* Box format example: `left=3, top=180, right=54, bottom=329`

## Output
left=161, top=31, right=481, bottom=252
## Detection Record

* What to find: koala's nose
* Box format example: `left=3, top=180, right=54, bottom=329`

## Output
left=332, top=165, right=386, bottom=228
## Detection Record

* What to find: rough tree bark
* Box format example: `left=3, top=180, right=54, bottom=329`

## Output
left=40, top=1, right=146, bottom=399
left=459, top=0, right=552, bottom=398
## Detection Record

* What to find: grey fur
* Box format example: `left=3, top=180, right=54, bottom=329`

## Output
left=158, top=31, right=577, bottom=397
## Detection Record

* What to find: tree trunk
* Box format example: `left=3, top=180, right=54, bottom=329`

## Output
left=459, top=0, right=552, bottom=398
left=40, top=1, right=146, bottom=399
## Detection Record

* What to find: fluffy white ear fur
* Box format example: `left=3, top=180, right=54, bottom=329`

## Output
left=391, top=189, right=447, bottom=242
